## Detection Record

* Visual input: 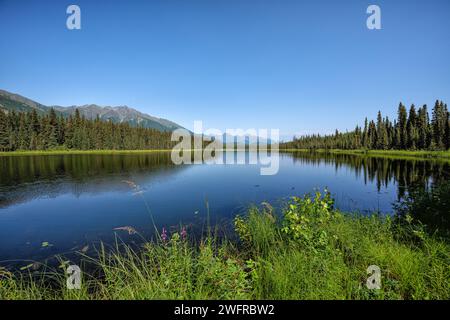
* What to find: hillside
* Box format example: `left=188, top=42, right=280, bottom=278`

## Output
left=0, top=89, right=184, bottom=132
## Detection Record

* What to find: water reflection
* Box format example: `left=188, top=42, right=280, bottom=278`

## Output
left=287, top=151, right=450, bottom=199
left=0, top=151, right=448, bottom=265
left=0, top=152, right=184, bottom=208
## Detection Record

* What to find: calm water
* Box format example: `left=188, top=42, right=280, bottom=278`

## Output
left=0, top=152, right=448, bottom=267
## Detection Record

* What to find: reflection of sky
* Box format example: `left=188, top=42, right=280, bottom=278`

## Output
left=0, top=154, right=399, bottom=264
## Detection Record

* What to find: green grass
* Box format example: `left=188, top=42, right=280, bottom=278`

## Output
left=0, top=149, right=173, bottom=157
left=1, top=191, right=449, bottom=300
left=281, top=148, right=450, bottom=161
left=2, top=148, right=450, bottom=160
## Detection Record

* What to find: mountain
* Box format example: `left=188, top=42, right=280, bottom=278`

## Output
left=0, top=89, right=51, bottom=114
left=0, top=89, right=184, bottom=132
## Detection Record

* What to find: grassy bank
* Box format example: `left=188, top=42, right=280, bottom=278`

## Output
left=1, top=191, right=448, bottom=300
left=282, top=148, right=450, bottom=160
left=2, top=148, right=450, bottom=160
left=0, top=149, right=173, bottom=157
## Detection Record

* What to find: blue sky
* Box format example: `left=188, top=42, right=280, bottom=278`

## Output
left=1, top=0, right=449, bottom=140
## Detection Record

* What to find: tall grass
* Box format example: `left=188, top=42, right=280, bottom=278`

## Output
left=1, top=191, right=449, bottom=300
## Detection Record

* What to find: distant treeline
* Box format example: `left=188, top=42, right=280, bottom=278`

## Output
left=282, top=100, right=450, bottom=151
left=0, top=108, right=177, bottom=151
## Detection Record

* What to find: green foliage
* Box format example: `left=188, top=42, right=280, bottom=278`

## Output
left=282, top=100, right=449, bottom=151
left=0, top=108, right=177, bottom=152
left=281, top=190, right=338, bottom=250
left=1, top=191, right=449, bottom=300
left=234, top=190, right=450, bottom=300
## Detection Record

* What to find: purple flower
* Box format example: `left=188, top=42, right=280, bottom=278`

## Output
left=161, top=227, right=168, bottom=242
left=181, top=226, right=187, bottom=240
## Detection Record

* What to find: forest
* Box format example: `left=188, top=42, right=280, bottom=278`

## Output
left=0, top=108, right=177, bottom=151
left=282, top=100, right=450, bottom=151
left=1, top=100, right=449, bottom=153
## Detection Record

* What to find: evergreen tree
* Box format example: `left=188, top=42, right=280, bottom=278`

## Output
left=281, top=100, right=448, bottom=151
left=397, top=103, right=408, bottom=149
left=444, top=105, right=450, bottom=150
left=362, top=117, right=369, bottom=149
left=431, top=100, right=446, bottom=149
left=0, top=109, right=9, bottom=151
left=417, top=105, right=429, bottom=149
left=407, top=104, right=418, bottom=149
left=368, top=120, right=377, bottom=149
left=376, top=111, right=388, bottom=149
left=17, top=112, right=28, bottom=150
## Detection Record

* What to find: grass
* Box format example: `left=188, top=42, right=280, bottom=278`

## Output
left=2, top=148, right=450, bottom=160
left=1, top=191, right=449, bottom=300
left=0, top=149, right=173, bottom=157
left=281, top=148, right=450, bottom=161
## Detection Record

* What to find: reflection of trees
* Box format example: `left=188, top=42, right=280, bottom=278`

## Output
left=0, top=153, right=187, bottom=207
left=287, top=151, right=450, bottom=200
left=286, top=151, right=450, bottom=233
left=394, top=181, right=450, bottom=239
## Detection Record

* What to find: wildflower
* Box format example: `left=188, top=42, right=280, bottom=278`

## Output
left=161, top=227, right=168, bottom=242
left=181, top=226, right=187, bottom=240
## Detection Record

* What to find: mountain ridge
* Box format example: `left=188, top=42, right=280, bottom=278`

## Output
left=0, top=89, right=184, bottom=132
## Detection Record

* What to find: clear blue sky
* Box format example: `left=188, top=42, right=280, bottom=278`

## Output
left=1, top=0, right=449, bottom=140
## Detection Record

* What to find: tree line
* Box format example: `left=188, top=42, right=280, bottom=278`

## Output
left=282, top=100, right=450, bottom=151
left=0, top=108, right=177, bottom=151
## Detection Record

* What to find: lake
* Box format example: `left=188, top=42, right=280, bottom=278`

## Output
left=0, top=151, right=448, bottom=267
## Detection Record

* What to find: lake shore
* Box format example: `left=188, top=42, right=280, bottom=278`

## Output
left=0, top=149, right=174, bottom=156
left=1, top=190, right=448, bottom=300
left=281, top=149, right=450, bottom=160
left=1, top=148, right=450, bottom=159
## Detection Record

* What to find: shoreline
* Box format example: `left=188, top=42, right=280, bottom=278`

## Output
left=1, top=148, right=450, bottom=160
left=1, top=192, right=448, bottom=300
left=280, top=149, right=450, bottom=160
left=0, top=149, right=174, bottom=156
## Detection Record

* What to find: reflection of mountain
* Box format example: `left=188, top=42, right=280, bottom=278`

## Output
left=0, top=153, right=189, bottom=208
left=220, top=133, right=273, bottom=149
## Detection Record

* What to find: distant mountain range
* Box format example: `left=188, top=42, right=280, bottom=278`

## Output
left=0, top=89, right=184, bottom=132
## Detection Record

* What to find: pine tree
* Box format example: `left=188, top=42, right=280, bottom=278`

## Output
left=445, top=106, right=450, bottom=150
left=17, top=112, right=28, bottom=150
left=417, top=105, right=429, bottom=150
left=446, top=120, right=450, bottom=150
left=376, top=111, right=388, bottom=149
left=368, top=120, right=377, bottom=149
left=0, top=109, right=9, bottom=151
left=431, top=100, right=446, bottom=149
left=397, top=103, right=408, bottom=149
left=7, top=110, right=18, bottom=150
left=362, top=117, right=369, bottom=149
left=407, top=104, right=417, bottom=149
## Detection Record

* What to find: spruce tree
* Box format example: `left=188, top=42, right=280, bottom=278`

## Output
left=376, top=111, right=388, bottom=149
left=431, top=100, right=446, bottom=149
left=362, top=117, right=369, bottom=149
left=407, top=104, right=417, bottom=149
left=445, top=107, right=450, bottom=150
left=417, top=105, right=429, bottom=149
left=397, top=103, right=408, bottom=149
left=0, top=109, right=9, bottom=151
